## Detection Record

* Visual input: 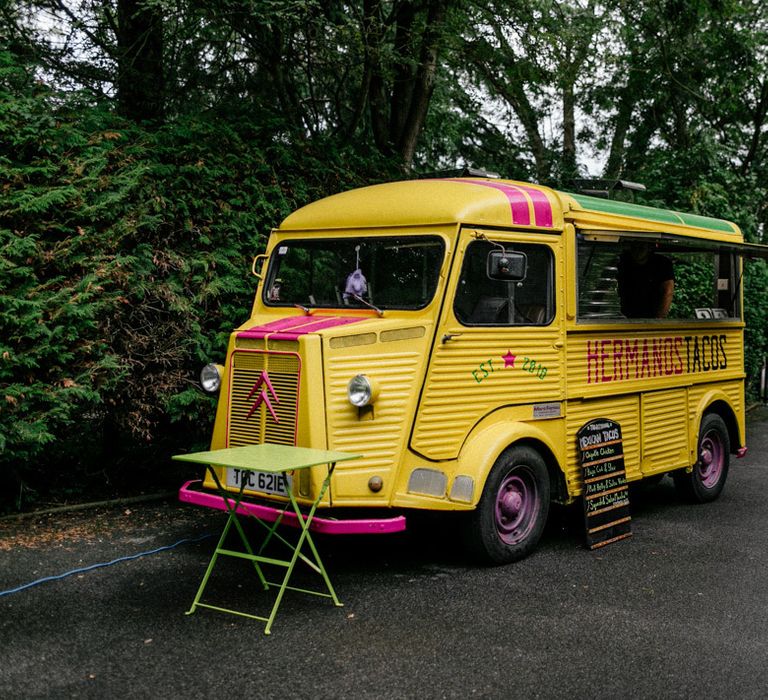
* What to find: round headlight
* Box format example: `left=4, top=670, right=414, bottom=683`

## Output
left=200, top=363, right=223, bottom=394
left=347, top=374, right=375, bottom=407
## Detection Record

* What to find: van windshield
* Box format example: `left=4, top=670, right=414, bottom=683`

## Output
left=263, top=235, right=445, bottom=310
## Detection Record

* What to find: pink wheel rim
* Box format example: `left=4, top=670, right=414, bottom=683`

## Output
left=494, top=466, right=539, bottom=545
left=697, top=430, right=724, bottom=489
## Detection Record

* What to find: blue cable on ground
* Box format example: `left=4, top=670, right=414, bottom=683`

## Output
left=0, top=533, right=214, bottom=598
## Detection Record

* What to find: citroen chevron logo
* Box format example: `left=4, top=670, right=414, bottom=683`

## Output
left=245, top=370, right=281, bottom=423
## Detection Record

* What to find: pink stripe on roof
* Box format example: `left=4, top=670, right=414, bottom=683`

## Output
left=446, top=179, right=554, bottom=228
left=238, top=315, right=365, bottom=339
left=513, top=183, right=554, bottom=228
left=451, top=178, right=530, bottom=225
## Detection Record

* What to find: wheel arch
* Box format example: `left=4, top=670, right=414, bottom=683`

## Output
left=457, top=418, right=568, bottom=507
left=514, top=437, right=569, bottom=503
left=692, top=392, right=742, bottom=455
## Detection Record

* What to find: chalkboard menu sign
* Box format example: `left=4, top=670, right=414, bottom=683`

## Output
left=578, top=418, right=632, bottom=549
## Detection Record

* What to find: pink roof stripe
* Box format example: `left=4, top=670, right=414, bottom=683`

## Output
left=513, top=183, right=554, bottom=228
left=238, top=315, right=365, bottom=339
left=447, top=178, right=554, bottom=228
left=451, top=178, right=530, bottom=225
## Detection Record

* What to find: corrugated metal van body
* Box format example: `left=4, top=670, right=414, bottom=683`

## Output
left=412, top=327, right=564, bottom=459
left=226, top=348, right=301, bottom=447
left=566, top=328, right=743, bottom=398
left=563, top=324, right=745, bottom=496
left=412, top=230, right=566, bottom=461
left=205, top=316, right=439, bottom=507
left=322, top=323, right=433, bottom=505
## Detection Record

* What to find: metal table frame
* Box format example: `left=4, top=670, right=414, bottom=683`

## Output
left=172, top=444, right=360, bottom=635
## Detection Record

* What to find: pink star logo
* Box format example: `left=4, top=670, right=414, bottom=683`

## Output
left=502, top=350, right=516, bottom=368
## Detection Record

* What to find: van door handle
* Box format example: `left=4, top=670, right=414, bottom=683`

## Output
left=553, top=340, right=564, bottom=349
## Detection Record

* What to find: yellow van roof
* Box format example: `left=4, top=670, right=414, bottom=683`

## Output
left=279, top=178, right=740, bottom=237
left=279, top=178, right=562, bottom=231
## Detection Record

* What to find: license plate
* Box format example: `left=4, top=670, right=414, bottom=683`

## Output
left=226, top=468, right=291, bottom=496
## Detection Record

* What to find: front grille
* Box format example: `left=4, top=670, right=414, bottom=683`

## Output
left=227, top=350, right=301, bottom=447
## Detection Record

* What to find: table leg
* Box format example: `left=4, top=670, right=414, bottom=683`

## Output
left=256, top=503, right=290, bottom=556
left=207, top=466, right=269, bottom=590
left=187, top=467, right=271, bottom=616
left=296, top=466, right=343, bottom=607
left=263, top=464, right=342, bottom=635
left=186, top=510, right=235, bottom=615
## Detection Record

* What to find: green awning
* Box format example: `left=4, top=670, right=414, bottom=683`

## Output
left=569, top=194, right=739, bottom=234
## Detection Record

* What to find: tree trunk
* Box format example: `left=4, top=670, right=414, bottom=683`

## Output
left=343, top=0, right=379, bottom=139
left=561, top=79, right=577, bottom=180
left=116, top=0, right=164, bottom=123
left=604, top=80, right=639, bottom=179
left=397, top=0, right=448, bottom=170
left=389, top=1, right=418, bottom=148
left=624, top=99, right=663, bottom=174
left=741, top=79, right=768, bottom=176
left=362, top=0, right=391, bottom=152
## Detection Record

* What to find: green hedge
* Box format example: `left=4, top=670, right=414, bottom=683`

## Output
left=0, top=53, right=392, bottom=510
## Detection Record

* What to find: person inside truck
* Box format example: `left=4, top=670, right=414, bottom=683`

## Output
left=617, top=242, right=675, bottom=318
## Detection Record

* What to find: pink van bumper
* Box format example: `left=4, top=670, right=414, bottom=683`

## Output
left=178, top=480, right=407, bottom=535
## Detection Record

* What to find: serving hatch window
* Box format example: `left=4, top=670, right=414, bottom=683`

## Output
left=264, top=235, right=445, bottom=310
left=577, top=235, right=741, bottom=322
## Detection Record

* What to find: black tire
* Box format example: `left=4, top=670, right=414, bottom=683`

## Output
left=673, top=413, right=730, bottom=503
left=463, top=445, right=550, bottom=565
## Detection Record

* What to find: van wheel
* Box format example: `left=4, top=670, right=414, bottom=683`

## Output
left=463, top=446, right=550, bottom=565
left=673, top=413, right=730, bottom=503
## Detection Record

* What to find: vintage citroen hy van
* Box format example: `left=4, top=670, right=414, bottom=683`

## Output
left=179, top=177, right=768, bottom=564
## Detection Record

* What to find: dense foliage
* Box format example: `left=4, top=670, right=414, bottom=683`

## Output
left=0, top=47, right=394, bottom=509
left=2, top=0, right=768, bottom=510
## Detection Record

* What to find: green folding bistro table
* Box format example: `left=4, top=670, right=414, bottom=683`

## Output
left=173, top=444, right=361, bottom=635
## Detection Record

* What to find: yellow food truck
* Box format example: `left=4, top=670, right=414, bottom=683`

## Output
left=180, top=177, right=768, bottom=564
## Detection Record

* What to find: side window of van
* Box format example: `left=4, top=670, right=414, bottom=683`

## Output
left=454, top=240, right=554, bottom=326
left=577, top=238, right=741, bottom=321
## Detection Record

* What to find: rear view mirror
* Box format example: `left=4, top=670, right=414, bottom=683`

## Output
left=487, top=250, right=527, bottom=281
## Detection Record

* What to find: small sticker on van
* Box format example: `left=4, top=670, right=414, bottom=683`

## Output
left=533, top=402, right=561, bottom=419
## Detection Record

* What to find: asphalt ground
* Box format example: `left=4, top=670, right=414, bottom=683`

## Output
left=2, top=408, right=768, bottom=699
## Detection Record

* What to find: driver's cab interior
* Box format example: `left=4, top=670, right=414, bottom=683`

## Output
left=454, top=238, right=554, bottom=326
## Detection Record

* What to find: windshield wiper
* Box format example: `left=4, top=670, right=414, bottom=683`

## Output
left=293, top=303, right=313, bottom=315
left=350, top=294, right=384, bottom=317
